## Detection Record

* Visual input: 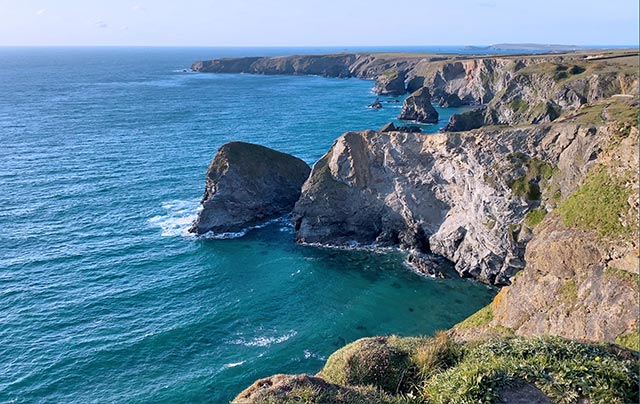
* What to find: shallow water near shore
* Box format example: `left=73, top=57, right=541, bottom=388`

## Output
left=0, top=47, right=496, bottom=403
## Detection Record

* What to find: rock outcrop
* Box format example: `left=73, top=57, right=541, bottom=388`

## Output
left=456, top=124, right=639, bottom=347
left=442, top=107, right=486, bottom=131
left=372, top=70, right=406, bottom=96
left=398, top=87, right=439, bottom=123
left=293, top=118, right=624, bottom=284
left=189, top=142, right=310, bottom=235
left=368, top=98, right=382, bottom=109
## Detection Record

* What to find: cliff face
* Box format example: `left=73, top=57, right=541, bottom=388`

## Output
left=293, top=118, right=620, bottom=284
left=482, top=125, right=639, bottom=345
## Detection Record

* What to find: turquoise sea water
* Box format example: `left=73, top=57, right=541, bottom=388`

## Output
left=0, top=47, right=496, bottom=403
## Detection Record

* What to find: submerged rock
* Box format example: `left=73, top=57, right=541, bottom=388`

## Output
left=399, top=87, right=439, bottom=123
left=190, top=142, right=310, bottom=235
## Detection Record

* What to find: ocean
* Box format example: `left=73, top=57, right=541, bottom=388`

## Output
left=0, top=47, right=496, bottom=403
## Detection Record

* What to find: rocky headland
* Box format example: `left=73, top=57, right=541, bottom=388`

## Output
left=191, top=49, right=639, bottom=403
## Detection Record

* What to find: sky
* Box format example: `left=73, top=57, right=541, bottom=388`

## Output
left=0, top=0, right=638, bottom=47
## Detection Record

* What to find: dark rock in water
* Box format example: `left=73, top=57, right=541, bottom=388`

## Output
left=380, top=122, right=422, bottom=133
left=443, top=107, right=486, bottom=132
left=440, top=93, right=464, bottom=108
left=385, top=99, right=400, bottom=103
left=396, top=125, right=422, bottom=133
left=380, top=122, right=396, bottom=132
left=399, top=87, right=439, bottom=123
left=190, top=142, right=311, bottom=235
left=373, top=70, right=406, bottom=96
left=405, top=252, right=449, bottom=278
left=368, top=98, right=383, bottom=109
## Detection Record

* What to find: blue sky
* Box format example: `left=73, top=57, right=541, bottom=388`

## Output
left=0, top=0, right=638, bottom=46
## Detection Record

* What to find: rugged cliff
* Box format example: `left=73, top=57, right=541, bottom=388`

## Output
left=293, top=112, right=628, bottom=284
left=193, top=50, right=638, bottom=129
left=452, top=120, right=639, bottom=348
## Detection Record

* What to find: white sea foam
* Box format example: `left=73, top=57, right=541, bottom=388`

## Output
left=198, top=216, right=291, bottom=240
left=229, top=331, right=297, bottom=347
left=222, top=361, right=245, bottom=369
left=147, top=199, right=200, bottom=237
left=149, top=201, right=292, bottom=239
left=303, top=349, right=326, bottom=361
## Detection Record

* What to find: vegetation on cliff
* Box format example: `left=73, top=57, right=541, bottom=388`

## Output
left=233, top=334, right=638, bottom=404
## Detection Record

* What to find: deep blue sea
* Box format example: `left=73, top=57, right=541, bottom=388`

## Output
left=0, top=47, right=497, bottom=403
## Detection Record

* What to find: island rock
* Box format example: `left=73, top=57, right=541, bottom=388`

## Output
left=398, top=87, right=439, bottom=123
left=190, top=142, right=310, bottom=235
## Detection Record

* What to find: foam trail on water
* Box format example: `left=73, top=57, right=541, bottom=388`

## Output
left=147, top=199, right=200, bottom=237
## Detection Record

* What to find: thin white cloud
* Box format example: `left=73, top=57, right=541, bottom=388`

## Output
left=95, top=20, right=108, bottom=29
left=36, top=8, right=47, bottom=16
left=120, top=25, right=129, bottom=31
left=131, top=4, right=146, bottom=12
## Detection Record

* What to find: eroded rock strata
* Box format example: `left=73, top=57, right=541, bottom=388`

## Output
left=293, top=116, right=625, bottom=285
left=189, top=142, right=310, bottom=235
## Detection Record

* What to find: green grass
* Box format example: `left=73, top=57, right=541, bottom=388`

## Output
left=422, top=336, right=638, bottom=404
left=616, top=333, right=639, bottom=351
left=239, top=335, right=639, bottom=404
left=605, top=267, right=639, bottom=288
left=319, top=336, right=418, bottom=394
left=559, top=280, right=579, bottom=305
left=456, top=305, right=494, bottom=329
left=508, top=98, right=529, bottom=113
left=557, top=166, right=633, bottom=238
left=510, top=158, right=556, bottom=201
left=524, top=208, right=547, bottom=227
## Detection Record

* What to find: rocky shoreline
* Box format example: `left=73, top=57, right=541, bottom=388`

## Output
left=190, top=49, right=639, bottom=403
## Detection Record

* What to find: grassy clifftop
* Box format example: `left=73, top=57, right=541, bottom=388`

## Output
left=233, top=334, right=638, bottom=404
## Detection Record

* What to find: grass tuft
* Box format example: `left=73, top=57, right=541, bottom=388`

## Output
left=557, top=166, right=633, bottom=238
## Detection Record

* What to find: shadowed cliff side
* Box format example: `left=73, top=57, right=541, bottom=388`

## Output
left=189, top=142, right=310, bottom=235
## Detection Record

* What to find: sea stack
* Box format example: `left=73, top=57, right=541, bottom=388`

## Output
left=398, top=87, right=439, bottom=123
left=190, top=142, right=311, bottom=235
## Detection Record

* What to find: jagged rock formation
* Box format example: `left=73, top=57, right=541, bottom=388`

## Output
left=442, top=107, right=486, bottom=131
left=189, top=142, right=310, bottom=235
left=398, top=87, right=439, bottom=123
left=454, top=123, right=639, bottom=347
left=380, top=122, right=422, bottom=133
left=372, top=70, right=406, bottom=96
left=293, top=114, right=628, bottom=284
left=439, top=92, right=463, bottom=107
